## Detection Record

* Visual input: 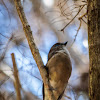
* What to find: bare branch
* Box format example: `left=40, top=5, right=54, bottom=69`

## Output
left=11, top=53, right=21, bottom=100
left=70, top=19, right=82, bottom=48
left=0, top=34, right=13, bottom=62
left=69, top=12, right=87, bottom=47
left=78, top=12, right=87, bottom=20
left=60, top=4, right=85, bottom=32
left=13, top=0, right=55, bottom=99
left=79, top=12, right=87, bottom=24
left=64, top=94, right=72, bottom=100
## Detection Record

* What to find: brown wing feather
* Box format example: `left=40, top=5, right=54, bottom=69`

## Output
left=46, top=52, right=72, bottom=100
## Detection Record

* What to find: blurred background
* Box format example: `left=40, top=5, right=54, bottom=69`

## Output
left=0, top=0, right=88, bottom=100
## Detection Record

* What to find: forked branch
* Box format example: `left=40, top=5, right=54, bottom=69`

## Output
left=60, top=4, right=86, bottom=32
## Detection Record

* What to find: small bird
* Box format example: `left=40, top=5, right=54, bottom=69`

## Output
left=43, top=41, right=72, bottom=100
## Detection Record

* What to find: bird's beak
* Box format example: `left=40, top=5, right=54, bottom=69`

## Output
left=64, top=41, right=68, bottom=46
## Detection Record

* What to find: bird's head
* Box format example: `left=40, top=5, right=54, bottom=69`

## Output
left=48, top=41, right=68, bottom=61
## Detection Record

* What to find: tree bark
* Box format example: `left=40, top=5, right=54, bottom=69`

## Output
left=88, top=0, right=100, bottom=99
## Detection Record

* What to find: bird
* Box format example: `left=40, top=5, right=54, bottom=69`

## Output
left=43, top=41, right=72, bottom=100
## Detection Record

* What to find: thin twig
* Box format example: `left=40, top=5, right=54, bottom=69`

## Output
left=0, top=35, right=13, bottom=62
left=79, top=12, right=87, bottom=24
left=60, top=5, right=85, bottom=32
left=11, top=53, right=21, bottom=100
left=69, top=12, right=87, bottom=48
left=64, top=94, right=72, bottom=100
left=70, top=19, right=82, bottom=48
left=78, top=12, right=87, bottom=20
left=80, top=18, right=87, bottom=24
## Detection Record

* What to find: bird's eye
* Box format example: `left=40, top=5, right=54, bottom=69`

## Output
left=54, top=43, right=60, bottom=47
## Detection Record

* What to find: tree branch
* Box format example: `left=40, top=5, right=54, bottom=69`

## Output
left=13, top=0, right=55, bottom=99
left=11, top=53, right=21, bottom=100
left=60, top=4, right=85, bottom=32
left=70, top=19, right=82, bottom=47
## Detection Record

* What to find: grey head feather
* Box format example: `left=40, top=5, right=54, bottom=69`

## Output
left=48, top=42, right=68, bottom=61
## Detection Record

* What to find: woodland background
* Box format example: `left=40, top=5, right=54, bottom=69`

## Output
left=0, top=0, right=88, bottom=100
